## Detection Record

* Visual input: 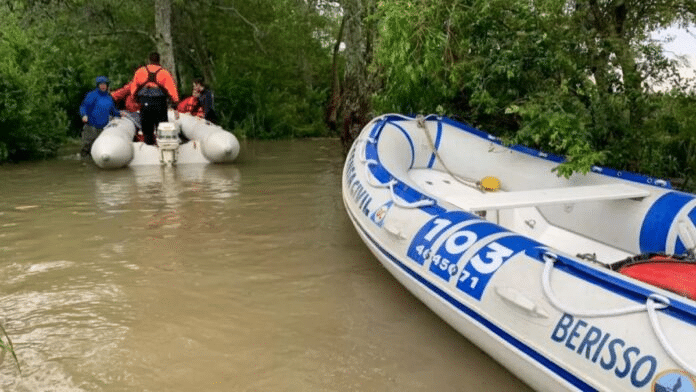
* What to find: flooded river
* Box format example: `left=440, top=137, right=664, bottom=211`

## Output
left=0, top=139, right=532, bottom=391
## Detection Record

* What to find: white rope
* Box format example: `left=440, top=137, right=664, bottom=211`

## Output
left=415, top=115, right=485, bottom=193
left=372, top=113, right=421, bottom=122
left=363, top=159, right=434, bottom=209
left=360, top=133, right=434, bottom=209
left=386, top=181, right=435, bottom=209
left=542, top=251, right=695, bottom=376
left=541, top=252, right=663, bottom=316
left=364, top=159, right=395, bottom=189
left=646, top=295, right=696, bottom=376
left=359, top=137, right=376, bottom=163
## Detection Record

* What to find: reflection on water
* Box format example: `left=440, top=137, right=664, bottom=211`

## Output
left=94, top=164, right=242, bottom=212
left=0, top=140, right=531, bottom=391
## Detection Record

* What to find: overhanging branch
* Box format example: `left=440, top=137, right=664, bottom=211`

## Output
left=216, top=4, right=267, bottom=54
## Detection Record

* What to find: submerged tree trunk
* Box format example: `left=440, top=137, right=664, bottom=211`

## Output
left=339, top=0, right=376, bottom=154
left=155, top=0, right=177, bottom=80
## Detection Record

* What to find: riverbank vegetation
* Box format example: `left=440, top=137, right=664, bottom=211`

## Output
left=1, top=0, right=695, bottom=187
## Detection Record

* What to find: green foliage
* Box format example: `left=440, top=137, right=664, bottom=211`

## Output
left=373, top=0, right=696, bottom=184
left=0, top=0, right=339, bottom=163
left=180, top=0, right=336, bottom=139
left=506, top=89, right=606, bottom=177
left=0, top=10, right=67, bottom=162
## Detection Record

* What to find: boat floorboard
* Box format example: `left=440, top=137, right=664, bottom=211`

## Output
left=409, top=169, right=650, bottom=211
left=408, top=168, right=638, bottom=263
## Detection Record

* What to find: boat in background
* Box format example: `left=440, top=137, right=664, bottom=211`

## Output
left=342, top=114, right=696, bottom=391
left=91, top=111, right=239, bottom=169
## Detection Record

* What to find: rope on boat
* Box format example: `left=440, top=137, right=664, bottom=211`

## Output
left=542, top=251, right=696, bottom=376
left=646, top=297, right=696, bottom=376
left=360, top=138, right=434, bottom=209
left=415, top=115, right=486, bottom=193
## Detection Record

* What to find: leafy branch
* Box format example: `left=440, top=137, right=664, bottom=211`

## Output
left=216, top=4, right=267, bottom=54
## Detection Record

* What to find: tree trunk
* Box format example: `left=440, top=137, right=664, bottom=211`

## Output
left=339, top=0, right=376, bottom=154
left=155, top=0, right=177, bottom=80
left=325, top=15, right=346, bottom=134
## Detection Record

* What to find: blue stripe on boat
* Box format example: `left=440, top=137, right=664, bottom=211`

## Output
left=345, top=206, right=591, bottom=391
left=639, top=192, right=695, bottom=253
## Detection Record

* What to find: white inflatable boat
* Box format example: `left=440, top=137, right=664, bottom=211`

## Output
left=91, top=111, right=240, bottom=169
left=342, top=114, right=696, bottom=391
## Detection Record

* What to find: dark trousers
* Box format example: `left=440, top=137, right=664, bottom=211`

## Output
left=139, top=96, right=168, bottom=145
left=81, top=124, right=102, bottom=158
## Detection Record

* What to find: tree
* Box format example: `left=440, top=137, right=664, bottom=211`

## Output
left=155, top=0, right=176, bottom=77
left=373, top=0, right=696, bottom=180
left=335, top=0, right=377, bottom=153
left=0, top=6, right=67, bottom=161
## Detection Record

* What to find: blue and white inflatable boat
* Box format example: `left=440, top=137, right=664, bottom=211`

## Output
left=342, top=114, right=696, bottom=391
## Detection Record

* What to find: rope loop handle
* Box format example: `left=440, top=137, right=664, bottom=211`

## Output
left=363, top=159, right=433, bottom=209
left=542, top=251, right=667, bottom=317
left=387, top=181, right=434, bottom=209
left=542, top=251, right=695, bottom=376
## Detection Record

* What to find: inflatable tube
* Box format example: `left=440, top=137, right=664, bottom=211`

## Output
left=91, top=116, right=136, bottom=169
left=169, top=111, right=240, bottom=163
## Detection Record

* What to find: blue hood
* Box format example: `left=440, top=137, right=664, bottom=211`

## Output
left=95, top=76, right=110, bottom=86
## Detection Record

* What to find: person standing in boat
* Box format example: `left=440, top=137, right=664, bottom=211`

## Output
left=192, top=77, right=218, bottom=124
left=79, top=75, right=120, bottom=158
left=129, top=52, right=179, bottom=145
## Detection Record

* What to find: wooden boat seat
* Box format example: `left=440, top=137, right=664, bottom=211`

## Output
left=409, top=169, right=650, bottom=211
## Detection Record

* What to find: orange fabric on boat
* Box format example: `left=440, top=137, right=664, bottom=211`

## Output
left=619, top=258, right=696, bottom=300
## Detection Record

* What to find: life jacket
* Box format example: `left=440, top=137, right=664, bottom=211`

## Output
left=111, top=82, right=141, bottom=112
left=135, top=66, right=168, bottom=99
left=176, top=96, right=204, bottom=118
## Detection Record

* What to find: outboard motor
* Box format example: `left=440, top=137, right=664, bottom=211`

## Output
left=156, top=122, right=180, bottom=165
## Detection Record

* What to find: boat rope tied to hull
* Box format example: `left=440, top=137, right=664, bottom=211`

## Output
left=358, top=136, right=434, bottom=209
left=541, top=251, right=696, bottom=376
left=415, top=115, right=500, bottom=193
left=646, top=295, right=696, bottom=376
left=363, top=158, right=434, bottom=209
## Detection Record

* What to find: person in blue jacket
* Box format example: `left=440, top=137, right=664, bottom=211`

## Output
left=79, top=76, right=120, bottom=158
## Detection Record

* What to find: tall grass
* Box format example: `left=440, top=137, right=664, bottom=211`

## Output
left=0, top=323, right=20, bottom=374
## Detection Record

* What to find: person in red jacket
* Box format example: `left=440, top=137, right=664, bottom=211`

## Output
left=176, top=95, right=202, bottom=117
left=130, top=52, right=179, bottom=145
left=176, top=78, right=218, bottom=123
left=111, top=81, right=141, bottom=113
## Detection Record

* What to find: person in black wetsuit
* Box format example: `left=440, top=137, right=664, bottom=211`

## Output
left=129, top=52, right=179, bottom=145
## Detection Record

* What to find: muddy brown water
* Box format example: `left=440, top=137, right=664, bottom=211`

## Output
left=0, top=139, right=532, bottom=391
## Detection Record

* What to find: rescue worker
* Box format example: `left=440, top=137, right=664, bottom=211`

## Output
left=176, top=95, right=199, bottom=116
left=130, top=52, right=179, bottom=145
left=111, top=81, right=141, bottom=113
left=192, top=78, right=217, bottom=123
left=79, top=76, right=120, bottom=158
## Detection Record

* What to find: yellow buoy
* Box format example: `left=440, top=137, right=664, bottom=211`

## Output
left=480, top=176, right=501, bottom=192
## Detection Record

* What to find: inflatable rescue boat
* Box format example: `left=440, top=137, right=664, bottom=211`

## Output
left=91, top=111, right=239, bottom=169
left=342, top=114, right=696, bottom=391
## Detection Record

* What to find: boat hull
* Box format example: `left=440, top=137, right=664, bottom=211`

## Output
left=91, top=111, right=239, bottom=169
left=342, top=114, right=696, bottom=391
